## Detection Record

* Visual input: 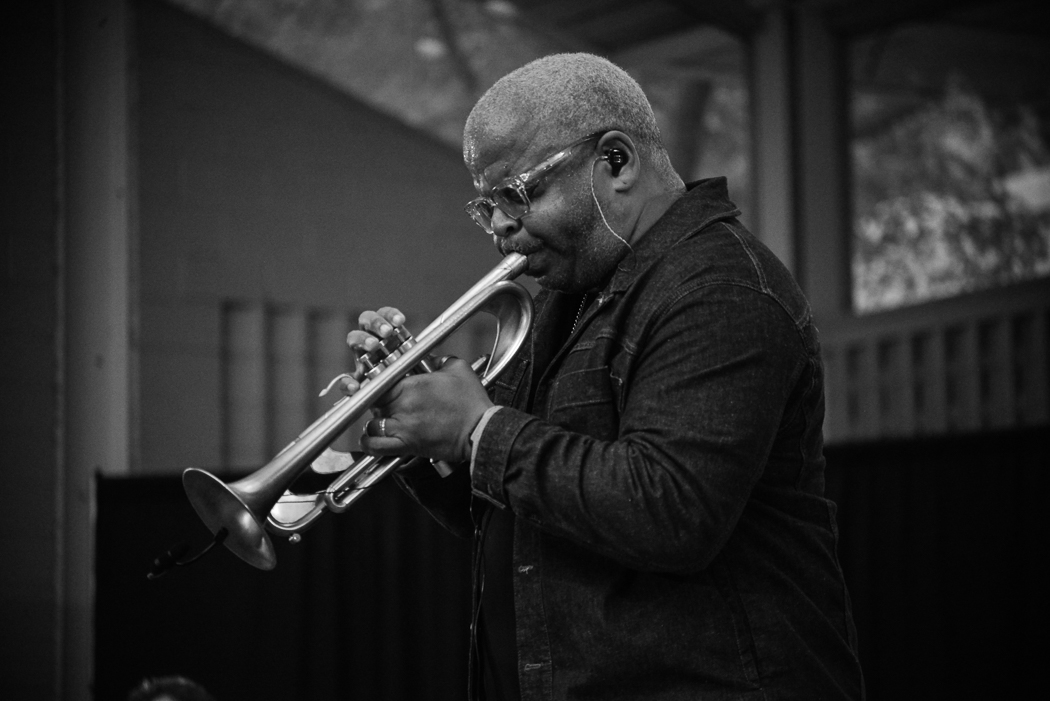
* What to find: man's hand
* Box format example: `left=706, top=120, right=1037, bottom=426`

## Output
left=340, top=306, right=409, bottom=395
left=361, top=357, right=492, bottom=463
left=343, top=307, right=493, bottom=464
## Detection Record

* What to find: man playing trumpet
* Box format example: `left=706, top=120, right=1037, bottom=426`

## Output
left=343, top=53, right=864, bottom=701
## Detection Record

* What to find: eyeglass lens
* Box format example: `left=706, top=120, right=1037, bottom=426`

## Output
left=466, top=130, right=603, bottom=232
left=467, top=183, right=531, bottom=233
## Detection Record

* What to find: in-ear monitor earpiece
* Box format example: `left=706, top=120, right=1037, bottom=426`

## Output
left=603, top=148, right=627, bottom=176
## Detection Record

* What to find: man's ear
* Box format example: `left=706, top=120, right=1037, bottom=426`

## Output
left=596, top=131, right=638, bottom=191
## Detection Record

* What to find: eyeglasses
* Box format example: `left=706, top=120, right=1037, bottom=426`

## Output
left=464, top=131, right=604, bottom=234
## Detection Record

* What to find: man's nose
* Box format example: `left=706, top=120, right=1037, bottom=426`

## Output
left=490, top=207, right=523, bottom=239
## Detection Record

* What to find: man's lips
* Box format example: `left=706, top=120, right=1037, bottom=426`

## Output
left=505, top=247, right=547, bottom=274
left=495, top=235, right=558, bottom=277
left=499, top=242, right=542, bottom=266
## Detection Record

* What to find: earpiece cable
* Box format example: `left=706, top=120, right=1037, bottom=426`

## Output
left=591, top=160, right=633, bottom=252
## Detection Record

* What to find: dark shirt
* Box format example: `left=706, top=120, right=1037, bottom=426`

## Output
left=478, top=293, right=585, bottom=701
left=477, top=504, right=519, bottom=700
left=401, top=178, right=864, bottom=700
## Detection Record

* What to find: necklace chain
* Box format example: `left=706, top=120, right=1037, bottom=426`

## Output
left=572, top=293, right=592, bottom=334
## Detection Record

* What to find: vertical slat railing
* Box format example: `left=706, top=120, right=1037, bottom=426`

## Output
left=223, top=302, right=268, bottom=470
left=219, top=302, right=496, bottom=472
left=821, top=281, right=1050, bottom=443
left=270, top=307, right=310, bottom=456
left=310, top=310, right=356, bottom=453
left=222, top=301, right=359, bottom=472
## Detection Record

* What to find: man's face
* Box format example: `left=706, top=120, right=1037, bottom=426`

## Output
left=466, top=126, right=624, bottom=293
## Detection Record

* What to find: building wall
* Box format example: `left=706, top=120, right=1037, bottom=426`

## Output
left=1, top=0, right=504, bottom=695
left=136, top=0, right=497, bottom=475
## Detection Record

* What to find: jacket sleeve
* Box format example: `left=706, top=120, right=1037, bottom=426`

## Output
left=469, top=282, right=809, bottom=573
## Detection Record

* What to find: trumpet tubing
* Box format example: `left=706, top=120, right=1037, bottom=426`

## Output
left=183, top=253, right=532, bottom=570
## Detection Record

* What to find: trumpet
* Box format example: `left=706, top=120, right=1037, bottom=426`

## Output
left=182, top=253, right=532, bottom=570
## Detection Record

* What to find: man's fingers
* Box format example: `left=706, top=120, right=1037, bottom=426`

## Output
left=347, top=309, right=411, bottom=383
left=361, top=416, right=409, bottom=455
left=357, top=308, right=405, bottom=337
left=376, top=307, right=405, bottom=327
left=338, top=375, right=360, bottom=396
left=346, top=329, right=382, bottom=354
left=360, top=435, right=409, bottom=455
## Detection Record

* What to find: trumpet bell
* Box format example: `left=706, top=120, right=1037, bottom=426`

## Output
left=183, top=467, right=277, bottom=570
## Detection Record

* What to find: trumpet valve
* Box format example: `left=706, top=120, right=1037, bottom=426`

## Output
left=359, top=327, right=410, bottom=378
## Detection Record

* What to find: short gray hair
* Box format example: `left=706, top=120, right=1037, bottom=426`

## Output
left=464, top=53, right=673, bottom=175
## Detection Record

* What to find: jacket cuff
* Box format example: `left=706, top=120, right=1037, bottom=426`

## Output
left=470, top=406, right=534, bottom=508
left=469, top=405, right=503, bottom=472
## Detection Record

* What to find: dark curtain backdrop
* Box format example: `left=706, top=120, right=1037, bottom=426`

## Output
left=98, top=426, right=1047, bottom=700
left=825, top=426, right=1047, bottom=699
left=96, top=475, right=472, bottom=701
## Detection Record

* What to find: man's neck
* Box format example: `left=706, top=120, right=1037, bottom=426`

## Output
left=626, top=181, right=686, bottom=247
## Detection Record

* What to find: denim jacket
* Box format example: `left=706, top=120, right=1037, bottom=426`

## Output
left=400, top=179, right=864, bottom=700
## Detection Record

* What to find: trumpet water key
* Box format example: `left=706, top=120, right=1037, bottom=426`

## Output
left=182, top=253, right=532, bottom=570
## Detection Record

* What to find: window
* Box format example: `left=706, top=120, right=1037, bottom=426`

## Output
left=849, top=14, right=1050, bottom=314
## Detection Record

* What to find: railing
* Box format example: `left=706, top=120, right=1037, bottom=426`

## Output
left=217, top=278, right=1049, bottom=454
left=219, top=301, right=492, bottom=470
left=221, top=301, right=360, bottom=469
left=820, top=277, right=1050, bottom=443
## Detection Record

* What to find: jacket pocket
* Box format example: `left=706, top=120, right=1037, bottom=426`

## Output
left=490, top=357, right=529, bottom=407
left=547, top=365, right=619, bottom=440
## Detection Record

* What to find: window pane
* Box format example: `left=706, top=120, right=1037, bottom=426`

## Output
left=850, top=15, right=1050, bottom=314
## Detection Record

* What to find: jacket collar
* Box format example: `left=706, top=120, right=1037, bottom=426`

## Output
left=606, top=177, right=740, bottom=294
